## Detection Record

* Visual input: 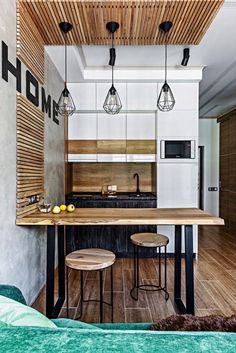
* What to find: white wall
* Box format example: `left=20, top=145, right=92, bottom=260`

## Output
left=199, top=119, right=219, bottom=216
left=0, top=1, right=64, bottom=304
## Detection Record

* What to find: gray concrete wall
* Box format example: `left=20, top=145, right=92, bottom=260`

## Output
left=0, top=0, right=64, bottom=304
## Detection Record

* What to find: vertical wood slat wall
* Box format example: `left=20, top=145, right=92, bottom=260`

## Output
left=16, top=1, right=44, bottom=83
left=16, top=94, right=45, bottom=218
left=218, top=109, right=236, bottom=232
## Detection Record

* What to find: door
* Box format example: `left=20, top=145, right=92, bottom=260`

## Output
left=218, top=111, right=236, bottom=231
left=198, top=146, right=204, bottom=210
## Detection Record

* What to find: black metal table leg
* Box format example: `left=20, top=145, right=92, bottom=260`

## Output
left=46, top=225, right=65, bottom=318
left=100, top=271, right=103, bottom=323
left=46, top=226, right=55, bottom=318
left=185, top=225, right=195, bottom=315
left=174, top=225, right=195, bottom=315
left=174, top=225, right=182, bottom=303
left=58, top=226, right=65, bottom=300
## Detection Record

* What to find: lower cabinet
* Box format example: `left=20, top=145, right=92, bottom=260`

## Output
left=66, top=199, right=157, bottom=257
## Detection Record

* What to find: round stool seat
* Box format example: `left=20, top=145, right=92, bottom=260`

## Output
left=65, top=248, right=116, bottom=271
left=130, top=233, right=169, bottom=248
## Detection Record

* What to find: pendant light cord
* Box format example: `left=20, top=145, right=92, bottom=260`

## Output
left=112, top=32, right=114, bottom=86
left=165, top=42, right=167, bottom=83
left=64, top=32, right=67, bottom=85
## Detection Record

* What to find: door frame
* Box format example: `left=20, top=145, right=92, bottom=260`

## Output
left=198, top=146, right=204, bottom=210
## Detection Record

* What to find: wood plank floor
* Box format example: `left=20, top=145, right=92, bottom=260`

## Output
left=32, top=225, right=236, bottom=323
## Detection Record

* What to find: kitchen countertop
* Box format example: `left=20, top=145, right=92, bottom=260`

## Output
left=66, top=192, right=157, bottom=201
left=16, top=208, right=224, bottom=226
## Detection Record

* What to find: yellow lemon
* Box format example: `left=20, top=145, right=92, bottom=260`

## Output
left=60, top=204, right=67, bottom=211
left=52, top=206, right=61, bottom=214
left=67, top=204, right=75, bottom=212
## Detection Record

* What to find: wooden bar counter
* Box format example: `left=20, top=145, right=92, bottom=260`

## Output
left=16, top=207, right=224, bottom=226
left=16, top=208, right=224, bottom=319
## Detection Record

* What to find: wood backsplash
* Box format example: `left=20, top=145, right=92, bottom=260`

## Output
left=69, top=163, right=156, bottom=193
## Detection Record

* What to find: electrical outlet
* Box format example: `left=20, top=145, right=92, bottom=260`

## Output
left=208, top=187, right=218, bottom=192
left=27, top=194, right=40, bottom=204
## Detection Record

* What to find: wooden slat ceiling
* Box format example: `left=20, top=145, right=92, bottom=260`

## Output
left=18, top=0, right=224, bottom=45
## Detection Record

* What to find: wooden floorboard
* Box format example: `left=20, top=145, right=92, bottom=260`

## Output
left=32, top=225, right=236, bottom=323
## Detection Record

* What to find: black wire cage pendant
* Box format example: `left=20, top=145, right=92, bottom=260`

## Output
left=103, top=21, right=122, bottom=115
left=157, top=21, right=175, bottom=112
left=57, top=22, right=76, bottom=117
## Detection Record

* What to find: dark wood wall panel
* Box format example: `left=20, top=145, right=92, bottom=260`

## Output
left=218, top=108, right=236, bottom=232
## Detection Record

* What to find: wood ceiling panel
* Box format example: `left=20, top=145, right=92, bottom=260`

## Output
left=18, top=0, right=224, bottom=45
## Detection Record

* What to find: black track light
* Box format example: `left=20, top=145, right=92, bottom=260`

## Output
left=181, top=48, right=190, bottom=66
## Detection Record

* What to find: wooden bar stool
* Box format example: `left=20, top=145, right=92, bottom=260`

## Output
left=65, top=248, right=116, bottom=323
left=130, top=233, right=169, bottom=301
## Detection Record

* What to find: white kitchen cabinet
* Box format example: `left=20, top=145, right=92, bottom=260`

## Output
left=127, top=83, right=157, bottom=110
left=127, top=113, right=156, bottom=139
left=165, top=83, right=199, bottom=111
left=68, top=113, right=97, bottom=140
left=96, top=83, right=127, bottom=111
left=68, top=83, right=96, bottom=110
left=157, top=110, right=198, bottom=139
left=97, top=154, right=126, bottom=162
left=68, top=154, right=97, bottom=162
left=97, top=113, right=126, bottom=140
left=127, top=154, right=156, bottom=162
left=157, top=163, right=198, bottom=208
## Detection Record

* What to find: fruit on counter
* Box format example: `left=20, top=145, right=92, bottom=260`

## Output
left=52, top=206, right=61, bottom=214
left=67, top=204, right=75, bottom=212
left=60, top=204, right=67, bottom=211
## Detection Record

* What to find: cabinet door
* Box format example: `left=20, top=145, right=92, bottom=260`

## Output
left=97, top=113, right=126, bottom=140
left=157, top=110, right=198, bottom=139
left=127, top=83, right=157, bottom=110
left=68, top=113, right=97, bottom=140
left=96, top=83, right=127, bottom=111
left=165, top=83, right=199, bottom=111
left=127, top=113, right=156, bottom=139
left=68, top=83, right=96, bottom=110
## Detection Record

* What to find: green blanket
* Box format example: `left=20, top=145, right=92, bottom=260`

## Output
left=0, top=327, right=236, bottom=353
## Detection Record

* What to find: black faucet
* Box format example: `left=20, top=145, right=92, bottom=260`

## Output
left=133, top=173, right=140, bottom=194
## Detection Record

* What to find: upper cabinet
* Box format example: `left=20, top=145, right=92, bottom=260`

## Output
left=68, top=83, right=96, bottom=110
left=127, top=113, right=156, bottom=139
left=97, top=113, right=126, bottom=140
left=97, top=83, right=127, bottom=111
left=127, top=83, right=157, bottom=110
left=165, top=83, right=199, bottom=111
left=68, top=113, right=97, bottom=140
left=157, top=110, right=198, bottom=139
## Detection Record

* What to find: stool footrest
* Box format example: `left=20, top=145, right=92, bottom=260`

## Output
left=80, top=299, right=112, bottom=306
left=130, top=285, right=169, bottom=301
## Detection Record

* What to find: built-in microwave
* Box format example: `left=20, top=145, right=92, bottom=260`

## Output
left=160, top=140, right=195, bottom=159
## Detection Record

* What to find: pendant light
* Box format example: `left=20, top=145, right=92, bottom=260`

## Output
left=57, top=22, right=76, bottom=116
left=157, top=21, right=175, bottom=112
left=103, top=21, right=122, bottom=115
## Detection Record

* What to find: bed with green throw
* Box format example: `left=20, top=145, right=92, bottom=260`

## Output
left=0, top=285, right=235, bottom=353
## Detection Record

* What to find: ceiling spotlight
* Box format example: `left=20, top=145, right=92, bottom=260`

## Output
left=181, top=48, right=190, bottom=66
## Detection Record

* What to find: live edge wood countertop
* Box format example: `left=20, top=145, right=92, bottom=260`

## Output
left=16, top=208, right=224, bottom=226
